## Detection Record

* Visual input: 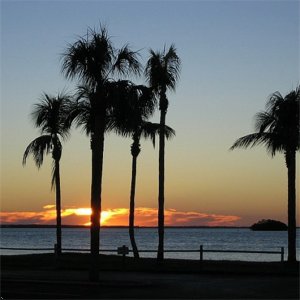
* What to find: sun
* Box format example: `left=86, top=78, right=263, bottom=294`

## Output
left=100, top=211, right=111, bottom=225
left=78, top=208, right=112, bottom=226
left=75, top=208, right=92, bottom=216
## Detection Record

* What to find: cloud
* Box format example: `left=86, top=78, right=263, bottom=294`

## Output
left=0, top=206, right=241, bottom=226
left=43, top=205, right=55, bottom=209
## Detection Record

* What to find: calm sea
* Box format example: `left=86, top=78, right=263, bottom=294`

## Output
left=1, top=227, right=299, bottom=261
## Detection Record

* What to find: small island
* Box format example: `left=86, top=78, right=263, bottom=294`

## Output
left=250, top=219, right=288, bottom=231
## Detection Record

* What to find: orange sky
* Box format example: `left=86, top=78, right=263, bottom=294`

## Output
left=0, top=205, right=241, bottom=227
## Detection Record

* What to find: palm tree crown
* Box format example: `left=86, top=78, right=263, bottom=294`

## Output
left=145, top=45, right=180, bottom=110
left=145, top=45, right=181, bottom=91
left=230, top=87, right=299, bottom=156
left=62, top=27, right=141, bottom=89
left=23, top=93, right=71, bottom=185
left=110, top=81, right=176, bottom=146
left=110, top=83, right=155, bottom=133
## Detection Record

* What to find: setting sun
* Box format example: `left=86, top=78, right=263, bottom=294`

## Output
left=74, top=208, right=92, bottom=216
left=80, top=209, right=114, bottom=226
left=100, top=211, right=111, bottom=225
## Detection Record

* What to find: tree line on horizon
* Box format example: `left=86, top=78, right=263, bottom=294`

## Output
left=22, top=25, right=298, bottom=281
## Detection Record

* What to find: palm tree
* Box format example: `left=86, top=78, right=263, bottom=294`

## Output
left=127, top=123, right=175, bottom=259
left=23, top=93, right=71, bottom=255
left=145, top=45, right=181, bottom=260
left=111, top=83, right=175, bottom=258
left=230, top=86, right=299, bottom=262
left=61, top=26, right=141, bottom=280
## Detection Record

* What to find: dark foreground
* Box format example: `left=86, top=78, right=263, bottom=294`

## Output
left=1, top=253, right=299, bottom=299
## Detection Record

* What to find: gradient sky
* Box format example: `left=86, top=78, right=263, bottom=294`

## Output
left=1, top=0, right=299, bottom=226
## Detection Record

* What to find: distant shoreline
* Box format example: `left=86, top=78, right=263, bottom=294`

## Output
left=0, top=224, right=250, bottom=229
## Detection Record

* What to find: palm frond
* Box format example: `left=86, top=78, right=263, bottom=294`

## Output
left=164, top=124, right=176, bottom=140
left=23, top=135, right=52, bottom=168
left=230, top=133, right=265, bottom=150
left=61, top=26, right=114, bottom=87
left=62, top=25, right=142, bottom=87
left=68, top=96, right=93, bottom=135
left=164, top=44, right=181, bottom=91
left=230, top=132, right=285, bottom=156
left=231, top=85, right=300, bottom=157
left=141, top=122, right=175, bottom=148
left=75, top=85, right=97, bottom=102
left=266, top=91, right=284, bottom=113
left=31, top=92, right=72, bottom=140
left=133, top=85, right=157, bottom=118
left=107, top=81, right=156, bottom=138
left=140, top=122, right=160, bottom=147
left=254, top=111, right=275, bottom=133
left=145, top=49, right=163, bottom=91
left=61, top=38, right=91, bottom=83
left=113, top=44, right=141, bottom=77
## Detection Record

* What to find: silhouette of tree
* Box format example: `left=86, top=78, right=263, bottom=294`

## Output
left=231, top=86, right=299, bottom=262
left=61, top=26, right=141, bottom=281
left=23, top=93, right=71, bottom=255
left=145, top=45, right=181, bottom=260
left=111, top=83, right=175, bottom=258
left=250, top=219, right=287, bottom=231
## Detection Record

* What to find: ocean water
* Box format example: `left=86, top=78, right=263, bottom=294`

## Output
left=1, top=227, right=299, bottom=261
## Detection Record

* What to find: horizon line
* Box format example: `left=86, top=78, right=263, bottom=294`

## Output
left=0, top=224, right=250, bottom=229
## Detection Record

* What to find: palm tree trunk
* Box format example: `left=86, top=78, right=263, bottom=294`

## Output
left=129, top=147, right=140, bottom=259
left=89, top=106, right=106, bottom=281
left=54, top=159, right=62, bottom=255
left=157, top=108, right=166, bottom=261
left=287, top=150, right=297, bottom=262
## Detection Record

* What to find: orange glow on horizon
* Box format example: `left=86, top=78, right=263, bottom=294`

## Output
left=0, top=205, right=242, bottom=226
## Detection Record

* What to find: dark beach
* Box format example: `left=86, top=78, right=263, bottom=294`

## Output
left=1, top=253, right=299, bottom=299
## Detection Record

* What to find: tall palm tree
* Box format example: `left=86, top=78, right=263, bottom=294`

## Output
left=112, top=83, right=175, bottom=258
left=230, top=86, right=299, bottom=262
left=23, top=93, right=71, bottom=255
left=145, top=45, right=181, bottom=260
left=61, top=26, right=141, bottom=280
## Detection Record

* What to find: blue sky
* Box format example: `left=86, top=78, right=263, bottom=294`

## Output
left=1, top=0, right=299, bottom=225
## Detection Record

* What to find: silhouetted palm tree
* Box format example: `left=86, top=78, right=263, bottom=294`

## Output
left=23, top=93, right=71, bottom=255
left=61, top=26, right=140, bottom=280
left=231, top=87, right=299, bottom=262
left=112, top=83, right=175, bottom=258
left=145, top=45, right=181, bottom=260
